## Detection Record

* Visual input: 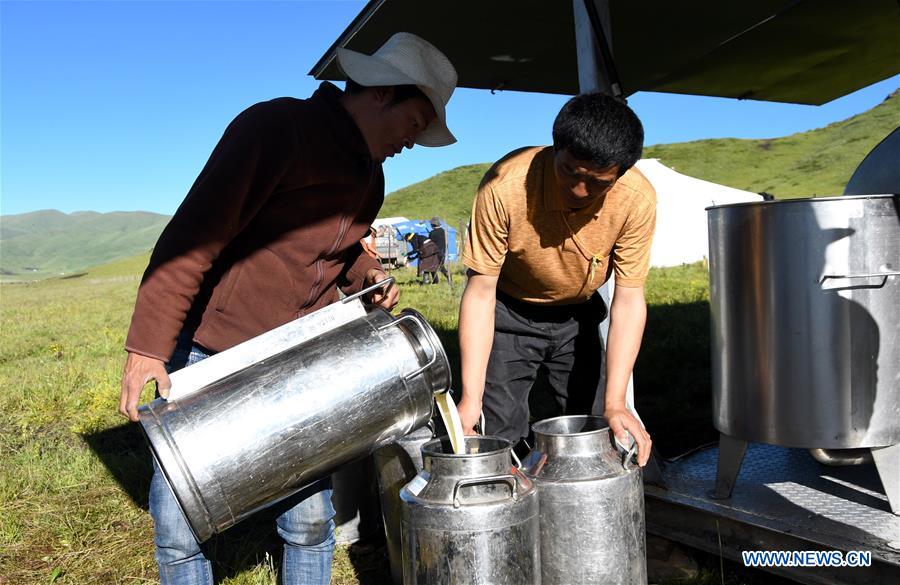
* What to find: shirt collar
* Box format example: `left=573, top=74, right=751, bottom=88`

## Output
left=541, top=146, right=606, bottom=217
left=541, top=147, right=564, bottom=212
left=311, top=81, right=373, bottom=161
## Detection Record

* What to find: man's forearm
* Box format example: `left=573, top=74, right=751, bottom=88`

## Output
left=459, top=277, right=498, bottom=406
left=604, top=286, right=647, bottom=408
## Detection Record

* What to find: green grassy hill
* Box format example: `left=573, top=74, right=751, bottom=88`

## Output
left=644, top=90, right=900, bottom=198
left=0, top=210, right=169, bottom=280
left=381, top=89, right=899, bottom=226
left=378, top=163, right=491, bottom=230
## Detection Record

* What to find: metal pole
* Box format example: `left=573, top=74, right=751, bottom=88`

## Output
left=573, top=0, right=615, bottom=95
left=572, top=0, right=638, bottom=420
left=580, top=0, right=623, bottom=97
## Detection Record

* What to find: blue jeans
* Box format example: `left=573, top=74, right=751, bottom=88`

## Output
left=149, top=340, right=336, bottom=584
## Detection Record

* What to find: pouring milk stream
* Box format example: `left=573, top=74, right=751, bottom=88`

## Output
left=434, top=391, right=465, bottom=454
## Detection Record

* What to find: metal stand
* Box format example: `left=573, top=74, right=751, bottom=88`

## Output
left=645, top=443, right=900, bottom=585
left=872, top=443, right=900, bottom=515
left=709, top=433, right=748, bottom=499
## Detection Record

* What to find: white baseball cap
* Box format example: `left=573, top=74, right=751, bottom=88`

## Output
left=337, top=32, right=457, bottom=147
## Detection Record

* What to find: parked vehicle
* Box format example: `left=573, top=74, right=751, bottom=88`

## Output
left=370, top=217, right=459, bottom=269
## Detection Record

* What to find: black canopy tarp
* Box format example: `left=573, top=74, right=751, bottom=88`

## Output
left=310, top=0, right=899, bottom=104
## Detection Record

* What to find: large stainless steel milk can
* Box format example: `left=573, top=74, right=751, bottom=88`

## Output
left=400, top=436, right=541, bottom=585
left=374, top=423, right=434, bottom=585
left=523, top=415, right=646, bottom=585
left=139, top=299, right=451, bottom=542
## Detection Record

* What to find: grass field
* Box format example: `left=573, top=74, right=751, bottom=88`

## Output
left=2, top=255, right=782, bottom=584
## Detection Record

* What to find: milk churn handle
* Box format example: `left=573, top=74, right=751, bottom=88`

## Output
left=479, top=415, right=524, bottom=469
left=341, top=276, right=396, bottom=304
left=452, top=474, right=518, bottom=508
left=616, top=430, right=638, bottom=470
left=378, top=313, right=438, bottom=381
left=622, top=443, right=638, bottom=470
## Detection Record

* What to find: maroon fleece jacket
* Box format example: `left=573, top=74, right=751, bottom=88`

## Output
left=125, top=82, right=383, bottom=361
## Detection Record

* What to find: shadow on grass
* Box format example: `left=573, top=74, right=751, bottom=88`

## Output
left=79, top=424, right=277, bottom=580
left=429, top=323, right=461, bottom=393
left=81, top=422, right=153, bottom=510
left=635, top=300, right=717, bottom=459
left=81, top=424, right=396, bottom=582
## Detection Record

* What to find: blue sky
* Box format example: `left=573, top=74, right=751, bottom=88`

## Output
left=1, top=0, right=897, bottom=217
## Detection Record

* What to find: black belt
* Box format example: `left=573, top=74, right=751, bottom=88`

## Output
left=496, top=290, right=607, bottom=323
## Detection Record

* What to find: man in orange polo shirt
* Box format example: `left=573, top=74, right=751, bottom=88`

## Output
left=457, top=93, right=654, bottom=466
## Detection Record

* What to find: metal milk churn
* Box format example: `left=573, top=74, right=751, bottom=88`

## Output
left=523, top=415, right=646, bottom=585
left=400, top=436, right=541, bottom=585
left=374, top=423, right=435, bottom=585
left=138, top=280, right=451, bottom=542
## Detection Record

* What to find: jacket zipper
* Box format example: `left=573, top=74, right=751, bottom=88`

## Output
left=300, top=164, right=376, bottom=311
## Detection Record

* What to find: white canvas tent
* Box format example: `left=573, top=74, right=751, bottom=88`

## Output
left=635, top=159, right=763, bottom=268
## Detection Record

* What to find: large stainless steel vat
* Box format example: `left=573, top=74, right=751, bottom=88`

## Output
left=139, top=306, right=450, bottom=542
left=523, top=415, right=646, bottom=585
left=400, top=436, right=541, bottom=585
left=707, top=195, right=899, bottom=449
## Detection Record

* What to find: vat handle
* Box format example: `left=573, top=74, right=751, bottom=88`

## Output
left=452, top=474, right=518, bottom=508
left=819, top=271, right=899, bottom=285
left=342, top=276, right=396, bottom=304
left=379, top=313, right=438, bottom=381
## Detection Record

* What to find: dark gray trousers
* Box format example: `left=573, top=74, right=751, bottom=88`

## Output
left=482, top=291, right=608, bottom=446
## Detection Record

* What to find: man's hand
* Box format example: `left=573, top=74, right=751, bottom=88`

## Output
left=119, top=352, right=169, bottom=422
left=457, top=396, right=483, bottom=436
left=605, top=404, right=652, bottom=467
left=365, top=268, right=399, bottom=310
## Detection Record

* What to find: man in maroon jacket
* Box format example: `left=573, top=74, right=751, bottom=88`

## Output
left=118, top=33, right=457, bottom=585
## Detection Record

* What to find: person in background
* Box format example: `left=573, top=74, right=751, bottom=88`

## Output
left=405, top=232, right=441, bottom=285
left=457, top=93, right=655, bottom=467
left=427, top=216, right=452, bottom=285
left=118, top=32, right=457, bottom=585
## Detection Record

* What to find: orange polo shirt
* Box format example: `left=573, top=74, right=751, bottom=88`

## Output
left=463, top=146, right=656, bottom=305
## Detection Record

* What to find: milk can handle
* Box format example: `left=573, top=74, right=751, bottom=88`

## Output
left=342, top=276, right=396, bottom=304
left=378, top=314, right=438, bottom=381
left=452, top=474, right=518, bottom=508
left=617, top=430, right=638, bottom=470
left=622, top=444, right=638, bottom=470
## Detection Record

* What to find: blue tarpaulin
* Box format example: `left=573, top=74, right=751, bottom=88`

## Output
left=391, top=219, right=458, bottom=263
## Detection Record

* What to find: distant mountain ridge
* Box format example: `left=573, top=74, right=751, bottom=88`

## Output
left=0, top=209, right=170, bottom=279
left=3, top=90, right=896, bottom=280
